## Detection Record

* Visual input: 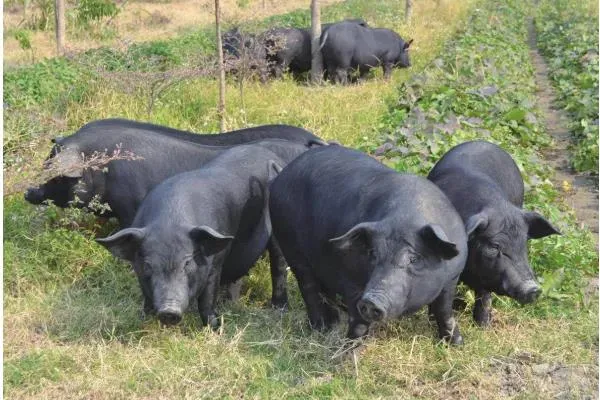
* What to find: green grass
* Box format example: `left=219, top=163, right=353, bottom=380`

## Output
left=4, top=0, right=598, bottom=398
left=535, top=0, right=599, bottom=174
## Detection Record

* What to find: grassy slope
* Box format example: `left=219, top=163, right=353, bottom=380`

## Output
left=4, top=0, right=598, bottom=399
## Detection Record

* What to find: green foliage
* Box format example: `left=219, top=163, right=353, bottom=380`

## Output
left=3, top=58, right=93, bottom=109
left=14, top=29, right=32, bottom=51
left=76, top=0, right=119, bottom=26
left=4, top=350, right=76, bottom=389
left=535, top=0, right=599, bottom=173
left=365, top=0, right=598, bottom=311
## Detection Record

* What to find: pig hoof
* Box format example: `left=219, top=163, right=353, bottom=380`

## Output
left=347, top=323, right=369, bottom=339
left=448, top=334, right=464, bottom=346
left=474, top=310, right=492, bottom=328
left=202, top=314, right=221, bottom=330
left=440, top=332, right=464, bottom=346
left=309, top=316, right=331, bottom=332
left=141, top=304, right=156, bottom=319
left=271, top=296, right=289, bottom=310
left=324, top=303, right=340, bottom=326
left=452, top=297, right=467, bottom=311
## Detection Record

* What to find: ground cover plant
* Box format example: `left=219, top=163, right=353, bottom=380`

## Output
left=4, top=0, right=598, bottom=398
left=534, top=0, right=599, bottom=174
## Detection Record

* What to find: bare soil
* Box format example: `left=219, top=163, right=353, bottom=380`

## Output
left=527, top=19, right=599, bottom=248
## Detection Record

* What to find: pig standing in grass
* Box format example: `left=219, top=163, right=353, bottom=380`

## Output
left=428, top=140, right=560, bottom=327
left=269, top=145, right=467, bottom=343
left=320, top=22, right=412, bottom=84
left=264, top=19, right=368, bottom=78
left=97, top=143, right=301, bottom=327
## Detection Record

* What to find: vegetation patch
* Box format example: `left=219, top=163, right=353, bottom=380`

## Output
left=535, top=0, right=599, bottom=174
left=366, top=0, right=598, bottom=392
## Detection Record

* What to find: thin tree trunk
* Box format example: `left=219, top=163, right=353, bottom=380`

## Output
left=55, top=0, right=65, bottom=56
left=310, top=0, right=323, bottom=84
left=23, top=0, right=29, bottom=23
left=215, top=0, right=226, bottom=132
left=405, top=0, right=413, bottom=24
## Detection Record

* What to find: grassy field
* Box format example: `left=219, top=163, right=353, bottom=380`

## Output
left=4, top=0, right=598, bottom=398
left=3, top=0, right=345, bottom=66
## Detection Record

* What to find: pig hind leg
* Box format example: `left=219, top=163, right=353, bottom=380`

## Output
left=268, top=237, right=289, bottom=309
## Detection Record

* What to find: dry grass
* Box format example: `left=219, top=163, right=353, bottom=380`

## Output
left=3, top=0, right=343, bottom=66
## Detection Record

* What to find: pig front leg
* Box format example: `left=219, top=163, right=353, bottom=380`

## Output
left=429, top=284, right=464, bottom=345
left=268, top=237, right=289, bottom=309
left=288, top=252, right=338, bottom=331
left=225, top=279, right=243, bottom=302
left=137, top=275, right=155, bottom=317
left=198, top=268, right=222, bottom=330
left=344, top=287, right=371, bottom=339
left=382, top=62, right=393, bottom=80
left=473, top=289, right=492, bottom=327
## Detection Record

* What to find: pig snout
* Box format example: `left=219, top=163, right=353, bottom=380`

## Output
left=357, top=295, right=388, bottom=322
left=157, top=307, right=183, bottom=326
left=516, top=280, right=542, bottom=304
left=24, top=187, right=45, bottom=204
left=505, top=279, right=542, bottom=304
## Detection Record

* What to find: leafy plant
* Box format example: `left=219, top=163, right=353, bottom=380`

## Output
left=535, top=0, right=599, bottom=174
left=366, top=0, right=598, bottom=309
left=14, top=28, right=35, bottom=62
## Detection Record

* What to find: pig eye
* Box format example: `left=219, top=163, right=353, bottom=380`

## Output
left=484, top=245, right=500, bottom=257
left=141, top=261, right=153, bottom=276
left=409, top=254, right=421, bottom=264
left=366, top=248, right=376, bottom=260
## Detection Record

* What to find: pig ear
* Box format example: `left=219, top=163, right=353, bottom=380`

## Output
left=465, top=211, right=489, bottom=239
left=420, top=224, right=459, bottom=260
left=403, top=39, right=414, bottom=50
left=523, top=211, right=561, bottom=239
left=189, top=226, right=234, bottom=256
left=329, top=222, right=376, bottom=252
left=96, top=228, right=146, bottom=261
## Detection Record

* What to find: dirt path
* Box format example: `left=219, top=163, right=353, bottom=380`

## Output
left=527, top=19, right=599, bottom=248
